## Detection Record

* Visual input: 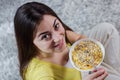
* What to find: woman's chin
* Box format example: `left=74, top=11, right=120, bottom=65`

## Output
left=55, top=45, right=68, bottom=53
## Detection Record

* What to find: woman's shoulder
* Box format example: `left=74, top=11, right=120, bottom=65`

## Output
left=26, top=57, right=54, bottom=73
left=24, top=58, right=54, bottom=80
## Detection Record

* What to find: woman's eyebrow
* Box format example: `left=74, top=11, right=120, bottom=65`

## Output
left=39, top=31, right=49, bottom=36
left=38, top=18, right=57, bottom=37
left=53, top=18, right=57, bottom=27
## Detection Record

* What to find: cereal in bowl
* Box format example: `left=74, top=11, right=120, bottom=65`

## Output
left=72, top=40, right=103, bottom=70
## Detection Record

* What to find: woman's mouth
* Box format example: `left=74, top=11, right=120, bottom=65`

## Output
left=54, top=39, right=64, bottom=49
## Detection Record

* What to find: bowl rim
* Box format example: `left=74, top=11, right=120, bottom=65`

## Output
left=69, top=38, right=105, bottom=72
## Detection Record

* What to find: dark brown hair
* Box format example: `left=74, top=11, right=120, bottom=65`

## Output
left=14, top=2, right=72, bottom=78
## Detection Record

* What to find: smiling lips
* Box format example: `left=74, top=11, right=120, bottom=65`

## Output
left=54, top=39, right=64, bottom=49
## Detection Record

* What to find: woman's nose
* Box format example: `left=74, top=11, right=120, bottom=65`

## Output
left=52, top=34, right=61, bottom=43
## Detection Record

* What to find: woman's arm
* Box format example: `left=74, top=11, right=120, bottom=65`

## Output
left=66, top=30, right=86, bottom=44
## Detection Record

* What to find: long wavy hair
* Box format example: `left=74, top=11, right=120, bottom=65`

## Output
left=14, top=2, right=72, bottom=78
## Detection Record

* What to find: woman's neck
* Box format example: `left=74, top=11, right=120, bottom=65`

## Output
left=51, top=48, right=69, bottom=65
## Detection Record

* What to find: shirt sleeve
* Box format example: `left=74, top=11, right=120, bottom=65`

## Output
left=24, top=63, right=54, bottom=80
left=31, top=65, right=54, bottom=80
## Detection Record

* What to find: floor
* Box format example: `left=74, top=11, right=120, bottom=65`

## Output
left=0, top=0, right=120, bottom=80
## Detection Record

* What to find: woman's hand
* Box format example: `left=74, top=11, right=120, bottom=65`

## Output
left=66, top=30, right=87, bottom=44
left=84, top=68, right=108, bottom=80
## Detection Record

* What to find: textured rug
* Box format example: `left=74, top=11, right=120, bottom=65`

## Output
left=0, top=0, right=120, bottom=80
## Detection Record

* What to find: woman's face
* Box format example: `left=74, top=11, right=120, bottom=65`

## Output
left=33, top=15, right=67, bottom=55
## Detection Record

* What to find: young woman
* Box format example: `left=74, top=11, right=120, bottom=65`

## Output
left=14, top=2, right=120, bottom=80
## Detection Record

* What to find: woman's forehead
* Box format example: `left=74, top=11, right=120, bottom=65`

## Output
left=42, top=15, right=56, bottom=24
left=36, top=15, right=57, bottom=33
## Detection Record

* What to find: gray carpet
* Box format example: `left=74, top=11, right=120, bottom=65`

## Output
left=0, top=0, right=120, bottom=80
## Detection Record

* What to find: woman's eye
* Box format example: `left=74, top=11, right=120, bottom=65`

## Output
left=54, top=23, right=59, bottom=30
left=41, top=34, right=51, bottom=40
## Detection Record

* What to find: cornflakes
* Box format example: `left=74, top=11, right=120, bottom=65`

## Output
left=72, top=40, right=103, bottom=70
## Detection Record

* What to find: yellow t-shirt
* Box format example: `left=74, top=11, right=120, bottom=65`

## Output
left=23, top=58, right=82, bottom=80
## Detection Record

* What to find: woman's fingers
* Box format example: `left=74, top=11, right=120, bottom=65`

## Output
left=90, top=69, right=105, bottom=79
left=89, top=68, right=108, bottom=80
left=94, top=70, right=108, bottom=80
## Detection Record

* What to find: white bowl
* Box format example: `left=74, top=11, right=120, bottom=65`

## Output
left=69, top=38, right=105, bottom=72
